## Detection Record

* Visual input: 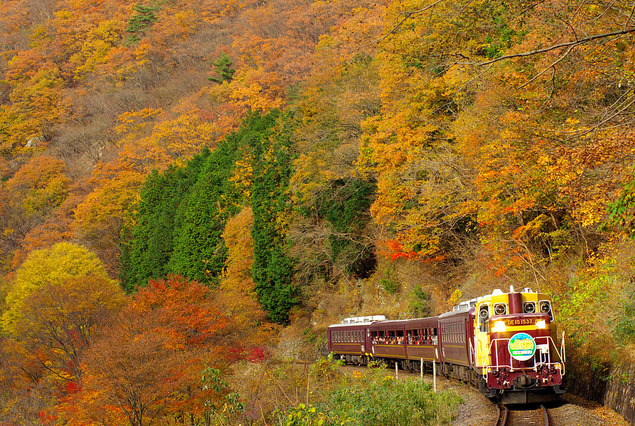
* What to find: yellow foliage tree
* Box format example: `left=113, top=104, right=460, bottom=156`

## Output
left=216, top=207, right=275, bottom=350
left=1, top=242, right=114, bottom=335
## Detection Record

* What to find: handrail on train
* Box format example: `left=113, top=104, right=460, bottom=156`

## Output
left=484, top=336, right=565, bottom=378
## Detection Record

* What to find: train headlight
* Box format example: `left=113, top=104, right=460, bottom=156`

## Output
left=493, top=321, right=507, bottom=333
left=536, top=320, right=546, bottom=329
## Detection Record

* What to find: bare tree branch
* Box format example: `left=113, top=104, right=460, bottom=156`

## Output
left=373, top=0, right=447, bottom=46
left=473, top=27, right=635, bottom=66
left=517, top=44, right=576, bottom=89
left=625, top=4, right=635, bottom=30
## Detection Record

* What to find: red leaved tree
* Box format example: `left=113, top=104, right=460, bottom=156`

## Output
left=69, top=275, right=235, bottom=425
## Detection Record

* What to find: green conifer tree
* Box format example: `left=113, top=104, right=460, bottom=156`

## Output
left=208, top=54, right=236, bottom=84
left=250, top=112, right=298, bottom=324
left=168, top=139, right=242, bottom=285
left=120, top=150, right=210, bottom=292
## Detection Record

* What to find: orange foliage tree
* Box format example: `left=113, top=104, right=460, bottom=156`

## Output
left=69, top=275, right=238, bottom=424
left=356, top=0, right=635, bottom=285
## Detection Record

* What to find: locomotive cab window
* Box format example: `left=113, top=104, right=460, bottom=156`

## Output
left=493, top=303, right=507, bottom=316
left=478, top=304, right=490, bottom=332
left=539, top=300, right=554, bottom=321
left=523, top=301, right=536, bottom=313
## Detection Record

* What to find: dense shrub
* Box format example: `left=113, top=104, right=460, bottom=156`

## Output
left=281, top=364, right=461, bottom=426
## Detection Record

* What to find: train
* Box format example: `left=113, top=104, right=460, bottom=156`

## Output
left=327, top=286, right=566, bottom=404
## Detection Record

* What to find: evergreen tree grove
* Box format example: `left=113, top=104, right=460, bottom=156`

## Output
left=120, top=112, right=299, bottom=324
left=249, top=112, right=297, bottom=324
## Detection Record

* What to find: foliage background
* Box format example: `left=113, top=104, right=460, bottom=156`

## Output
left=1, top=0, right=635, bottom=423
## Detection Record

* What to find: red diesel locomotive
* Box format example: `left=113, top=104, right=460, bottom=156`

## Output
left=327, top=287, right=566, bottom=404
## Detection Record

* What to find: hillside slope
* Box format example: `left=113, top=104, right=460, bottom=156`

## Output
left=0, top=0, right=634, bottom=423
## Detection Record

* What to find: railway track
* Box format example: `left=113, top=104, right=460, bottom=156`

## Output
left=495, top=404, right=550, bottom=426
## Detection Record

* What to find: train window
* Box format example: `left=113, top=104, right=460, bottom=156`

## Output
left=478, top=304, right=490, bottom=332
left=539, top=300, right=553, bottom=321
left=494, top=303, right=507, bottom=316
left=523, top=301, right=536, bottom=313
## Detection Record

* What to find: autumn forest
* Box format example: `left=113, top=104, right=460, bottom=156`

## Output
left=1, top=0, right=635, bottom=424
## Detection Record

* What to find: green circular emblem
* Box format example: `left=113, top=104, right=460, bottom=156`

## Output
left=508, top=332, right=536, bottom=361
